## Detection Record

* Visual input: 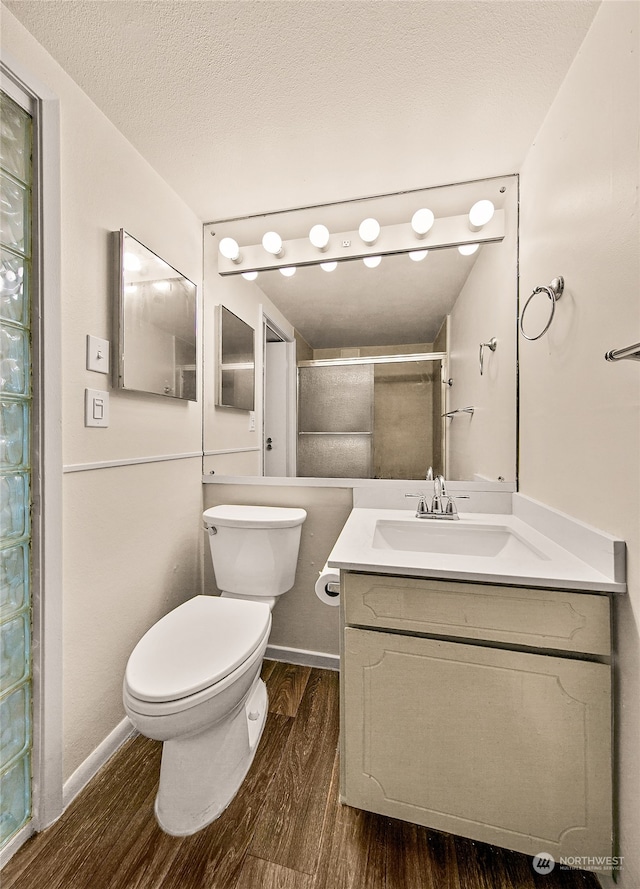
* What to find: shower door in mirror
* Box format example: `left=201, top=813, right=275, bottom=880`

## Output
left=297, top=358, right=444, bottom=479
left=298, top=365, right=374, bottom=478
left=0, top=89, right=33, bottom=849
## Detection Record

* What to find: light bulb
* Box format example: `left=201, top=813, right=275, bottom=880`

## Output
left=279, top=266, right=296, bottom=277
left=219, top=237, right=241, bottom=261
left=409, top=250, right=429, bottom=262
left=411, top=208, right=435, bottom=237
left=320, top=261, right=337, bottom=272
left=309, top=224, right=330, bottom=250
left=358, top=218, right=380, bottom=246
left=242, top=271, right=258, bottom=281
left=363, top=255, right=381, bottom=268
left=458, top=243, right=479, bottom=255
left=468, top=200, right=495, bottom=230
left=262, top=231, right=283, bottom=256
left=123, top=252, right=141, bottom=272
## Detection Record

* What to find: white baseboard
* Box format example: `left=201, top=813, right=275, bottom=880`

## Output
left=266, top=644, right=339, bottom=671
left=62, top=717, right=137, bottom=810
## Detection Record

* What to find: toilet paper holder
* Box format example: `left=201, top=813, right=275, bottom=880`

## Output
left=315, top=562, right=341, bottom=605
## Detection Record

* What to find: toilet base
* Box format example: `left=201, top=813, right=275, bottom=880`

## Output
left=154, top=677, right=268, bottom=836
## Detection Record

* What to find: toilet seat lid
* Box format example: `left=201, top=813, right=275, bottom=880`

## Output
left=125, top=596, right=271, bottom=703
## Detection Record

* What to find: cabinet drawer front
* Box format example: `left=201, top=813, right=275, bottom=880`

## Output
left=343, top=572, right=611, bottom=655
left=342, top=627, right=612, bottom=860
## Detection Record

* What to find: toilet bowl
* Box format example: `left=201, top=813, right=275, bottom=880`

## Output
left=123, top=505, right=306, bottom=836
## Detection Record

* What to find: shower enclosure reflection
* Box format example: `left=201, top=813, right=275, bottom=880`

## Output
left=297, top=355, right=445, bottom=479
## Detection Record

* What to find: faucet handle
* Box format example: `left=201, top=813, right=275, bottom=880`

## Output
left=405, top=492, right=430, bottom=516
left=444, top=497, right=458, bottom=516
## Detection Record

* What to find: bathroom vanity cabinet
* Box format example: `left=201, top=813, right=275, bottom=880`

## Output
left=340, top=570, right=613, bottom=861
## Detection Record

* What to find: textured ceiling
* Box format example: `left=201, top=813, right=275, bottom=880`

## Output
left=4, top=0, right=601, bottom=348
left=4, top=0, right=600, bottom=221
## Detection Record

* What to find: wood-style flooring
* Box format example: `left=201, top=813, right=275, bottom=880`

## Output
left=2, top=662, right=600, bottom=889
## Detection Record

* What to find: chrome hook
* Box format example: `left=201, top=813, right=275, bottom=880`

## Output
left=479, top=337, right=497, bottom=375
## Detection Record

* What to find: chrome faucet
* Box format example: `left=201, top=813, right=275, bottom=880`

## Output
left=405, top=477, right=460, bottom=520
left=432, top=475, right=446, bottom=513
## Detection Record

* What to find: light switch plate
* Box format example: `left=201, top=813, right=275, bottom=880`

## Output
left=86, top=335, right=110, bottom=374
left=85, top=388, right=109, bottom=427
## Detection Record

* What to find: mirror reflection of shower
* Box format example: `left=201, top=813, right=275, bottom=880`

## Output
left=297, top=346, right=446, bottom=480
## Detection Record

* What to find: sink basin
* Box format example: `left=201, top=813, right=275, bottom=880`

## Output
left=372, top=520, right=549, bottom=560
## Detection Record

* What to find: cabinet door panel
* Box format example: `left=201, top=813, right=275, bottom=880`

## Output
left=342, top=627, right=612, bottom=860
left=344, top=572, right=611, bottom=656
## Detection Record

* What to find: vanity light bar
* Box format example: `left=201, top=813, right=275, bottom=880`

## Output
left=217, top=210, right=505, bottom=276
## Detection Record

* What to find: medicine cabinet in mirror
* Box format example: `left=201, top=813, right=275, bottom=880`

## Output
left=114, top=229, right=198, bottom=401
left=216, top=305, right=256, bottom=411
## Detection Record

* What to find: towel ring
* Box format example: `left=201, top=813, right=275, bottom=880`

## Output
left=520, top=276, right=564, bottom=341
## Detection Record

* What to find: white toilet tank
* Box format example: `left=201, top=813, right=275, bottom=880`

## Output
left=203, top=505, right=307, bottom=599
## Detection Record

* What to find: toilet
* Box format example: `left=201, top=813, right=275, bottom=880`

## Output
left=123, top=504, right=307, bottom=836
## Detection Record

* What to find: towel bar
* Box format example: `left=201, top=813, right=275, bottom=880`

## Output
left=605, top=342, right=640, bottom=362
left=442, top=407, right=475, bottom=418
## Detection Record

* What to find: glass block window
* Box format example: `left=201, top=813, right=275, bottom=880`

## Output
left=0, top=89, right=32, bottom=848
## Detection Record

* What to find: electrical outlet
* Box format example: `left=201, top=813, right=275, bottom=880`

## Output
left=249, top=411, right=255, bottom=431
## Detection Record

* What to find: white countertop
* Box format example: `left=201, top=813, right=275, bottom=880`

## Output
left=327, top=507, right=626, bottom=593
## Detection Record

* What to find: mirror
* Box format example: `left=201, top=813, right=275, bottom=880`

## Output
left=203, top=174, right=518, bottom=483
left=216, top=305, right=255, bottom=410
left=114, top=229, right=197, bottom=401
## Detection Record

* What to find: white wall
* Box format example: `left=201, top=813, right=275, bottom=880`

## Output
left=519, top=3, right=640, bottom=886
left=1, top=9, right=205, bottom=781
